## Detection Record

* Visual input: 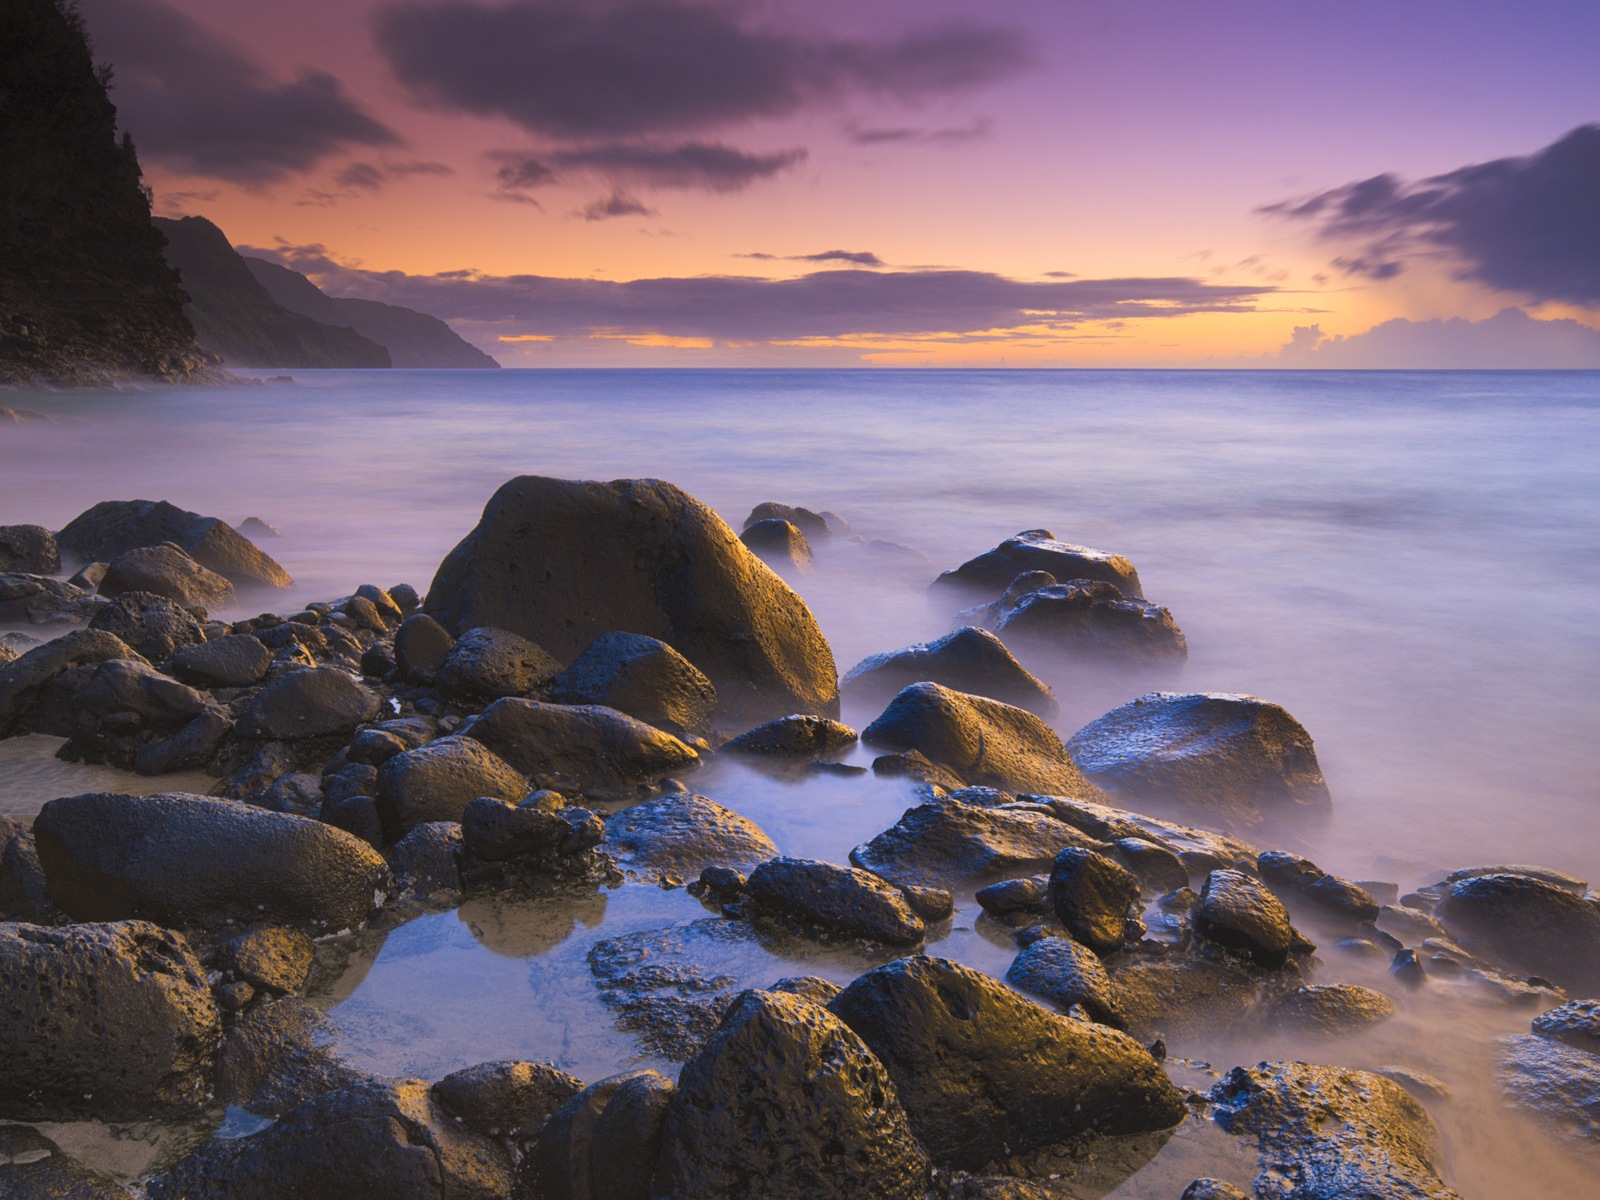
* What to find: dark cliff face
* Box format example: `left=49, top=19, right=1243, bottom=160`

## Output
left=0, top=0, right=214, bottom=385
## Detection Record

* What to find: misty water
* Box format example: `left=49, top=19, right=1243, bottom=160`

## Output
left=2, top=368, right=1597, bottom=1194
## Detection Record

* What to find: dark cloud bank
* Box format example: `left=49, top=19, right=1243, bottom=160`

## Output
left=1268, top=125, right=1600, bottom=306
left=1269, top=308, right=1600, bottom=369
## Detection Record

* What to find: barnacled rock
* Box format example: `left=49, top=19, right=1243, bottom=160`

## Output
left=842, top=626, right=1058, bottom=717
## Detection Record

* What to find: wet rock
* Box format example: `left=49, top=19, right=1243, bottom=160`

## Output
left=870, top=749, right=968, bottom=792
left=59, top=658, right=209, bottom=766
left=433, top=1059, right=583, bottom=1139
left=1049, top=847, right=1143, bottom=954
left=977, top=875, right=1049, bottom=917
left=0, top=818, right=51, bottom=921
left=169, top=632, right=271, bottom=688
left=458, top=697, right=699, bottom=800
left=87, top=591, right=204, bottom=661
left=1194, top=869, right=1297, bottom=967
left=740, top=517, right=813, bottom=572
left=1066, top=692, right=1331, bottom=829
left=771, top=975, right=842, bottom=1004
left=842, top=626, right=1058, bottom=717
left=1006, top=933, right=1127, bottom=1027
left=831, top=956, right=1185, bottom=1170
left=602, top=791, right=777, bottom=878
left=99, top=542, right=235, bottom=610
left=653, top=989, right=930, bottom=1198
left=0, top=1125, right=132, bottom=1199
left=1433, top=872, right=1600, bottom=992
left=0, top=629, right=146, bottom=736
left=146, top=1076, right=513, bottom=1200
left=1267, top=984, right=1397, bottom=1035
left=901, top=883, right=954, bottom=921
left=852, top=796, right=1101, bottom=889
left=548, top=631, right=717, bottom=742
left=942, top=1178, right=1056, bottom=1200
left=388, top=820, right=463, bottom=899
left=234, top=666, right=381, bottom=740
left=58, top=499, right=292, bottom=589
left=424, top=476, right=840, bottom=724
left=1434, top=863, right=1587, bottom=894
left=0, top=523, right=58, bottom=573
left=214, top=998, right=365, bottom=1116
left=460, top=795, right=604, bottom=867
left=0, top=920, right=219, bottom=1120
left=393, top=611, right=454, bottom=683
left=376, top=734, right=531, bottom=838
left=435, top=626, right=563, bottom=703
left=1208, top=1062, right=1461, bottom=1200
left=1257, top=850, right=1380, bottom=923
left=1376, top=904, right=1447, bottom=944
left=1390, top=948, right=1429, bottom=988
left=986, top=578, right=1187, bottom=668
left=743, top=502, right=836, bottom=542
left=1531, top=999, right=1600, bottom=1054
left=1500, top=1021, right=1600, bottom=1141
left=863, top=682, right=1102, bottom=795
left=1372, top=1067, right=1453, bottom=1104
left=1106, top=837, right=1190, bottom=893
left=530, top=1070, right=674, bottom=1200
left=722, top=713, right=857, bottom=756
left=1109, top=953, right=1270, bottom=1043
left=215, top=925, right=314, bottom=995
left=745, top=856, right=925, bottom=946
left=933, top=529, right=1144, bottom=600
left=35, top=791, right=389, bottom=932
left=999, top=794, right=1258, bottom=877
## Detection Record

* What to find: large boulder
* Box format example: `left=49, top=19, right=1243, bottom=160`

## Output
left=458, top=697, right=699, bottom=800
left=60, top=658, right=213, bottom=769
left=0, top=629, right=146, bottom=736
left=852, top=797, right=1101, bottom=889
left=99, top=542, right=236, bottom=610
left=34, top=791, right=390, bottom=932
left=746, top=856, right=926, bottom=946
left=652, top=989, right=930, bottom=1199
left=548, top=631, right=717, bottom=742
left=234, top=666, right=381, bottom=740
left=602, top=791, right=777, bottom=878
left=58, top=499, right=292, bottom=589
left=146, top=1077, right=513, bottom=1200
left=422, top=476, right=839, bottom=723
left=843, top=626, right=1058, bottom=717
left=435, top=626, right=563, bottom=703
left=87, top=590, right=206, bottom=661
left=1208, top=1062, right=1460, bottom=1200
left=0, top=921, right=219, bottom=1120
left=1433, top=872, right=1600, bottom=993
left=0, top=523, right=59, bottom=573
left=169, top=632, right=272, bottom=688
left=376, top=735, right=531, bottom=839
left=932, top=529, right=1143, bottom=599
left=1066, top=692, right=1332, bottom=828
left=830, top=956, right=1185, bottom=1170
left=862, top=682, right=1101, bottom=795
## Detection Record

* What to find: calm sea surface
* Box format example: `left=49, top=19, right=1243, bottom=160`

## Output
left=2, top=368, right=1597, bottom=1193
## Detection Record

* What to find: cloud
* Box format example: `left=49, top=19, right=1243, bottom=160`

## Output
left=1266, top=308, right=1600, bottom=368
left=492, top=141, right=803, bottom=202
left=335, top=162, right=386, bottom=191
left=239, top=244, right=1272, bottom=344
left=848, top=119, right=992, bottom=145
left=373, top=0, right=1029, bottom=139
left=78, top=0, right=398, bottom=183
left=1265, top=125, right=1600, bottom=305
left=738, top=249, right=884, bottom=267
left=579, top=191, right=657, bottom=221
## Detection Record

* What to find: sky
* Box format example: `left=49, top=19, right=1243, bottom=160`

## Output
left=75, top=0, right=1600, bottom=367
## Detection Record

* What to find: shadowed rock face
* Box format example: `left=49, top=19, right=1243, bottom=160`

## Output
left=1433, top=872, right=1600, bottom=993
left=1501, top=1003, right=1600, bottom=1143
left=932, top=529, right=1144, bottom=600
left=423, top=476, right=839, bottom=724
left=58, top=499, right=292, bottom=589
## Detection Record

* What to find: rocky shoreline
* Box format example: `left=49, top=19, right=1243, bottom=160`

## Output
left=1, top=477, right=1596, bottom=1197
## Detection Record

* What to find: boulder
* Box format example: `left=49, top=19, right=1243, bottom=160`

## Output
left=388, top=821, right=464, bottom=899
left=237, top=516, right=283, bottom=541
left=0, top=1125, right=133, bottom=1199
left=87, top=591, right=204, bottom=661
left=460, top=796, right=604, bottom=874
left=1039, top=794, right=1258, bottom=877
left=1531, top=999, right=1600, bottom=1054
left=393, top=611, right=455, bottom=682
left=862, top=682, right=1101, bottom=795
left=986, top=578, right=1186, bottom=667
left=214, top=925, right=315, bottom=995
left=214, top=998, right=366, bottom=1116
left=603, top=792, right=777, bottom=878
left=1499, top=1032, right=1600, bottom=1143
left=1048, top=847, right=1143, bottom=954
left=830, top=956, right=1185, bottom=1170
left=1433, top=872, right=1600, bottom=992
left=0, top=817, right=51, bottom=921
left=435, top=626, right=563, bottom=703
left=932, top=530, right=1143, bottom=599
left=739, top=517, right=813, bottom=572
left=169, top=633, right=271, bottom=688
left=145, top=1077, right=513, bottom=1200
left=745, top=856, right=925, bottom=946
left=1109, top=953, right=1270, bottom=1043
left=1066, top=692, right=1332, bottom=828
left=58, top=499, right=292, bottom=589
left=530, top=1070, right=674, bottom=1200
left=421, top=476, right=839, bottom=724
left=433, top=1059, right=584, bottom=1139
left=548, top=631, right=717, bottom=742
left=1106, top=836, right=1190, bottom=893
left=722, top=714, right=857, bottom=757
left=1194, top=869, right=1298, bottom=967
left=234, top=667, right=381, bottom=740
left=1005, top=933, right=1127, bottom=1027
left=34, top=791, right=389, bottom=932
left=652, top=989, right=930, bottom=1199
left=99, top=542, right=235, bottom=609
left=743, top=502, right=837, bottom=541
left=375, top=735, right=531, bottom=839
left=0, top=920, right=219, bottom=1120
left=0, top=571, right=91, bottom=625
left=852, top=797, right=1101, bottom=889
left=60, top=658, right=213, bottom=769
left=1257, top=850, right=1381, bottom=924
left=0, top=524, right=59, bottom=574
left=458, top=697, right=699, bottom=800
left=1209, top=1062, right=1460, bottom=1200
left=0, top=629, right=146, bottom=736
left=842, top=627, right=1058, bottom=717
left=1267, top=984, right=1397, bottom=1035
left=133, top=707, right=233, bottom=775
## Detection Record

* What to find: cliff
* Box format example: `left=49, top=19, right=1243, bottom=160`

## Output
left=0, top=0, right=214, bottom=386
